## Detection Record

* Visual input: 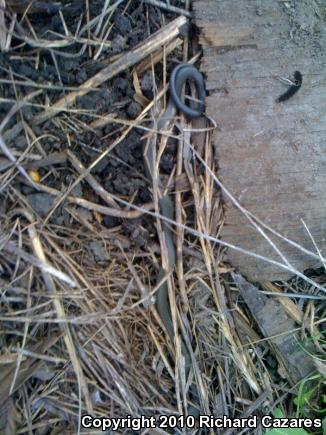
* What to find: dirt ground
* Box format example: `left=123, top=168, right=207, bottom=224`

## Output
left=0, top=1, right=325, bottom=434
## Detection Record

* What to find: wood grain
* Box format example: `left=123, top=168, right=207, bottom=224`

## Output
left=194, top=0, right=326, bottom=281
left=233, top=274, right=316, bottom=385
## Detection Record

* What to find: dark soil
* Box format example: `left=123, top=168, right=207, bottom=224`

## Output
left=0, top=0, right=186, bottom=247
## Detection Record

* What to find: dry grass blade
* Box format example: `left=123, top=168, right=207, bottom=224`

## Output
left=183, top=126, right=261, bottom=394
left=232, top=273, right=318, bottom=386
left=103, top=189, right=326, bottom=293
left=189, top=145, right=326, bottom=293
left=17, top=176, right=154, bottom=219
left=32, top=16, right=187, bottom=125
left=0, top=0, right=7, bottom=51
left=0, top=135, right=39, bottom=191
left=143, top=0, right=193, bottom=18
left=0, top=2, right=324, bottom=432
left=66, top=149, right=120, bottom=210
left=0, top=1, right=16, bottom=52
left=2, top=239, right=77, bottom=287
left=0, top=332, right=63, bottom=407
left=10, top=209, right=93, bottom=427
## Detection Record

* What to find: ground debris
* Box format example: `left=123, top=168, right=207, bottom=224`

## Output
left=232, top=273, right=318, bottom=385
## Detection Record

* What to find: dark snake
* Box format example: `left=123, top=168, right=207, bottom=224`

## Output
left=143, top=63, right=205, bottom=380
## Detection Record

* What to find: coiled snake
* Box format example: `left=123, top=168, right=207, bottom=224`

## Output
left=143, top=63, right=205, bottom=377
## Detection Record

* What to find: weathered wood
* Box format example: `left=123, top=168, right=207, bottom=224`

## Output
left=233, top=274, right=316, bottom=385
left=194, top=0, right=326, bottom=281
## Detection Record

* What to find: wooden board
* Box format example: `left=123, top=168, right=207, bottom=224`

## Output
left=194, top=0, right=326, bottom=281
left=232, top=274, right=316, bottom=385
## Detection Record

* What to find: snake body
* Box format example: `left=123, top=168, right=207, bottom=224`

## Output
left=143, top=64, right=205, bottom=373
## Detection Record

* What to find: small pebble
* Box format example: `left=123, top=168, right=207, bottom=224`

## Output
left=114, top=14, right=132, bottom=34
left=127, top=101, right=142, bottom=118
left=141, top=72, right=153, bottom=92
left=111, top=34, right=127, bottom=53
left=26, top=193, right=55, bottom=217
left=75, top=69, right=88, bottom=84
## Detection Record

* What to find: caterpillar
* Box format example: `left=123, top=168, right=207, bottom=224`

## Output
left=276, top=71, right=303, bottom=103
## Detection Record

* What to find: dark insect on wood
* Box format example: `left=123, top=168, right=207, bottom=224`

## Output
left=276, top=71, right=303, bottom=103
